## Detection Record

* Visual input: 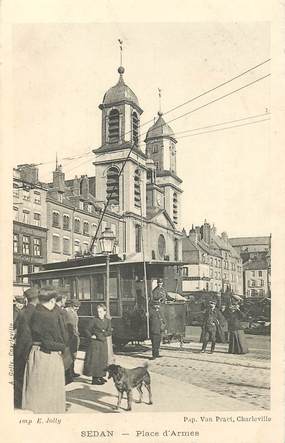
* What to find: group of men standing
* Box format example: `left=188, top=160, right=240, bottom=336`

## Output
left=13, top=288, right=81, bottom=410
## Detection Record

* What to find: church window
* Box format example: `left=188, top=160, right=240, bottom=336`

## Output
left=134, top=169, right=141, bottom=208
left=173, top=192, right=178, bottom=225
left=108, top=109, right=120, bottom=143
left=158, top=234, right=166, bottom=258
left=135, top=224, right=142, bottom=253
left=153, top=145, right=158, bottom=154
left=132, top=112, right=139, bottom=145
left=106, top=167, right=120, bottom=206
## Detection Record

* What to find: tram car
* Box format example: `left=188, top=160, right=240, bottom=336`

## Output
left=28, top=254, right=187, bottom=349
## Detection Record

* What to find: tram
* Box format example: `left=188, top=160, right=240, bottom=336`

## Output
left=29, top=254, right=186, bottom=349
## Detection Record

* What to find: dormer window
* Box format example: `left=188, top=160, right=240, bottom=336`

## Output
left=108, top=109, right=120, bottom=143
left=132, top=112, right=139, bottom=145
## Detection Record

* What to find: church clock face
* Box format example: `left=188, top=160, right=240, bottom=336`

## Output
left=158, top=234, right=166, bottom=258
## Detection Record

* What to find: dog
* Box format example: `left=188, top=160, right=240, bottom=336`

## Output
left=106, top=362, right=153, bottom=411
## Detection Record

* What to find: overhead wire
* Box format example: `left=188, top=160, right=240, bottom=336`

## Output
left=89, top=72, right=270, bottom=251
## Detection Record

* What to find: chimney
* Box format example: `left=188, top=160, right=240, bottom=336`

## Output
left=17, top=164, right=39, bottom=184
left=201, top=219, right=211, bottom=244
left=73, top=175, right=80, bottom=196
left=221, top=231, right=228, bottom=243
left=80, top=175, right=89, bottom=199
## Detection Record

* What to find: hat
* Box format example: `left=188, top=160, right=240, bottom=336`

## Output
left=209, top=300, right=217, bottom=305
left=38, top=287, right=57, bottom=302
left=157, top=278, right=163, bottom=283
left=14, top=295, right=25, bottom=304
left=24, top=287, right=39, bottom=301
left=56, top=294, right=63, bottom=302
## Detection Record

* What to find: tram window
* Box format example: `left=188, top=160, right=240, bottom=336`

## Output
left=92, top=275, right=104, bottom=300
left=122, top=279, right=134, bottom=299
left=109, top=276, right=118, bottom=299
left=78, top=301, right=92, bottom=316
left=52, top=279, right=61, bottom=287
left=110, top=301, right=120, bottom=317
left=77, top=277, right=91, bottom=300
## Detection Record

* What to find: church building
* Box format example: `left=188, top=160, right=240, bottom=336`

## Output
left=93, top=63, right=183, bottom=266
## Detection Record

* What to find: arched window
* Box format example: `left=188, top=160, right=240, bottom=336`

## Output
left=134, top=168, right=141, bottom=208
left=132, top=112, right=139, bottom=144
left=106, top=167, right=119, bottom=206
left=173, top=192, right=178, bottom=225
left=108, top=109, right=120, bottom=143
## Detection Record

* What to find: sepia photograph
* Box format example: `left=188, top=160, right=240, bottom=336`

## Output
left=10, top=21, right=273, bottom=417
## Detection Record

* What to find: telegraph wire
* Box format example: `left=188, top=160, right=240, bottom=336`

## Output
left=168, top=112, right=271, bottom=138
left=174, top=117, right=270, bottom=140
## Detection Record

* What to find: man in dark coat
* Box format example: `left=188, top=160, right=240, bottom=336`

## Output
left=150, top=279, right=169, bottom=304
left=54, top=293, right=74, bottom=383
left=13, top=296, right=25, bottom=331
left=65, top=299, right=81, bottom=378
left=149, top=304, right=166, bottom=359
left=201, top=300, right=220, bottom=353
left=14, top=288, right=38, bottom=408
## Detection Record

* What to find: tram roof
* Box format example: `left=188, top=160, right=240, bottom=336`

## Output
left=23, top=257, right=186, bottom=277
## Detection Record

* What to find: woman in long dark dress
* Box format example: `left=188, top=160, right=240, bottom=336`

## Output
left=226, top=304, right=248, bottom=354
left=83, top=304, right=112, bottom=385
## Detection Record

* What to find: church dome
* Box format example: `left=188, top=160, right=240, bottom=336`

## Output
left=145, top=112, right=176, bottom=141
left=102, top=67, right=140, bottom=108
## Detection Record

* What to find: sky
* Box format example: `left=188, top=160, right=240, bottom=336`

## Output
left=12, top=22, right=271, bottom=237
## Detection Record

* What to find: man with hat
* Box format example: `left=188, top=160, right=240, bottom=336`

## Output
left=150, top=278, right=169, bottom=304
left=200, top=299, right=220, bottom=354
left=22, top=287, right=66, bottom=413
left=14, top=287, right=39, bottom=407
left=65, top=299, right=81, bottom=378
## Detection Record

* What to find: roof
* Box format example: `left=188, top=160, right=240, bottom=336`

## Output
left=102, top=71, right=140, bottom=109
left=229, top=236, right=270, bottom=247
left=243, top=259, right=268, bottom=271
left=145, top=113, right=176, bottom=141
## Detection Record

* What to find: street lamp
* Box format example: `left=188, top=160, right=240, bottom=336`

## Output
left=99, top=226, right=116, bottom=365
left=99, top=227, right=116, bottom=317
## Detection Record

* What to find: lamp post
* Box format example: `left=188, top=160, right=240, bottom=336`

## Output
left=99, top=227, right=116, bottom=317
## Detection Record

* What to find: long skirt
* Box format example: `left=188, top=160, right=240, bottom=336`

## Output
left=83, top=339, right=107, bottom=378
left=22, top=345, right=65, bottom=413
left=228, top=330, right=249, bottom=354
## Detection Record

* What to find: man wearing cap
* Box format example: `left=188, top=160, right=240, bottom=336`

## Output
left=151, top=279, right=169, bottom=304
left=149, top=303, right=166, bottom=359
left=13, top=296, right=25, bottom=331
left=22, top=287, right=66, bottom=413
left=200, top=300, right=220, bottom=353
left=14, top=287, right=39, bottom=408
left=65, top=300, right=81, bottom=378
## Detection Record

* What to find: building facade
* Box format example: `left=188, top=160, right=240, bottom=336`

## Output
left=182, top=221, right=243, bottom=295
left=13, top=165, right=48, bottom=296
left=229, top=236, right=271, bottom=263
left=243, top=259, right=270, bottom=297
